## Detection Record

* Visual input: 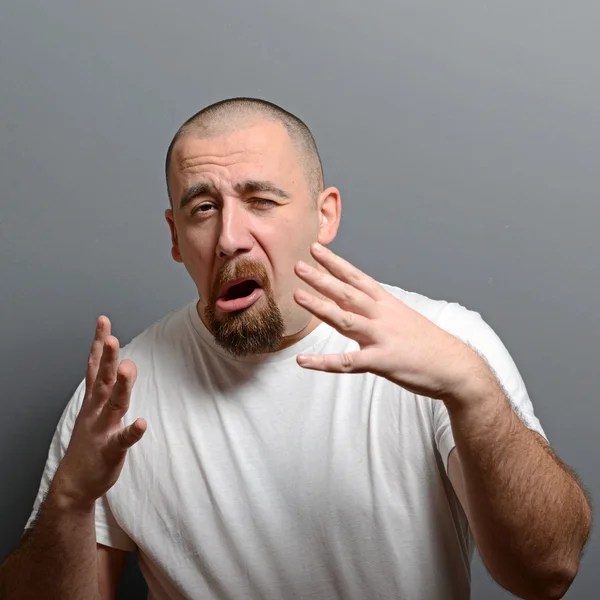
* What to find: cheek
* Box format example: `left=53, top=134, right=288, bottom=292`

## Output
left=262, top=211, right=316, bottom=252
left=180, top=219, right=218, bottom=252
left=266, top=243, right=314, bottom=302
left=259, top=213, right=317, bottom=277
left=178, top=229, right=216, bottom=292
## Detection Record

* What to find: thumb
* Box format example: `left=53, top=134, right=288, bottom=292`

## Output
left=109, top=418, right=147, bottom=453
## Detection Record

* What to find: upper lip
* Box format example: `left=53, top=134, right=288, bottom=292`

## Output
left=218, top=277, right=262, bottom=299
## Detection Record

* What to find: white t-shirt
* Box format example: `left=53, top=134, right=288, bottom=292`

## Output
left=26, top=284, right=547, bottom=600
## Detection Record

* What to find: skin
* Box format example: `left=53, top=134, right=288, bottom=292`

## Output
left=165, top=118, right=342, bottom=349
left=0, top=318, right=145, bottom=600
left=0, top=117, right=591, bottom=600
left=292, top=244, right=591, bottom=599
left=167, top=118, right=591, bottom=598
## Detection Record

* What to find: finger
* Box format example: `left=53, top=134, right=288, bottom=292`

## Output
left=102, top=360, right=137, bottom=422
left=294, top=288, right=373, bottom=344
left=294, top=260, right=376, bottom=318
left=85, top=316, right=111, bottom=399
left=296, top=351, right=368, bottom=374
left=109, top=418, right=147, bottom=453
left=92, top=336, right=120, bottom=407
left=310, top=243, right=384, bottom=300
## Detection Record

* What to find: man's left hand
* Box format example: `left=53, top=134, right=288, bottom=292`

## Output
left=294, top=242, right=484, bottom=403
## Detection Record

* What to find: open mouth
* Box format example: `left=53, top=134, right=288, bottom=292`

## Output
left=216, top=278, right=264, bottom=312
left=222, top=279, right=261, bottom=300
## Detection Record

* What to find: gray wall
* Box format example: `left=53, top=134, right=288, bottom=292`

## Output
left=1, top=1, right=598, bottom=598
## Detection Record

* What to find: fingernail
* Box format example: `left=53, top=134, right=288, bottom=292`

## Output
left=296, top=261, right=311, bottom=275
left=312, top=242, right=325, bottom=253
left=295, top=288, right=311, bottom=302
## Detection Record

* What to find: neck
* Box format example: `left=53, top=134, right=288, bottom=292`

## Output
left=277, top=315, right=322, bottom=351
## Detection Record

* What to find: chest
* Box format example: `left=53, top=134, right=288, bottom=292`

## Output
left=111, top=367, right=443, bottom=554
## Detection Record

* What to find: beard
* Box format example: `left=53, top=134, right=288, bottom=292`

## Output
left=203, top=258, right=285, bottom=357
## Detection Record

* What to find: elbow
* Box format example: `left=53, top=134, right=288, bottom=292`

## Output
left=492, top=553, right=581, bottom=600
left=538, top=508, right=593, bottom=599
left=516, top=559, right=580, bottom=600
left=539, top=566, right=578, bottom=600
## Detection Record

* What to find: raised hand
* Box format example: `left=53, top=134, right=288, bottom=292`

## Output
left=51, top=316, right=147, bottom=509
left=293, top=243, right=481, bottom=402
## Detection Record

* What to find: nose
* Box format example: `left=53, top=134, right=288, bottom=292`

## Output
left=216, top=202, right=254, bottom=259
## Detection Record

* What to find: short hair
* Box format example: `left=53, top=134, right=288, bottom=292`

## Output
left=165, top=97, right=324, bottom=206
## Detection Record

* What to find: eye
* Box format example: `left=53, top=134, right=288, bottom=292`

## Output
left=191, top=202, right=216, bottom=216
left=250, top=198, right=277, bottom=207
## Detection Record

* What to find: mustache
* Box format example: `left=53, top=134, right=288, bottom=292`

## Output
left=210, top=259, right=271, bottom=303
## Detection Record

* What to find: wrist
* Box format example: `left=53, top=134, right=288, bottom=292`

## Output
left=442, top=347, right=502, bottom=414
left=48, top=468, right=96, bottom=515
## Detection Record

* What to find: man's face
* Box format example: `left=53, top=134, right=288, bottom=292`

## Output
left=166, top=119, right=339, bottom=356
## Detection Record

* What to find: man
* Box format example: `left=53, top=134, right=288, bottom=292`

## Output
left=0, top=98, right=591, bottom=600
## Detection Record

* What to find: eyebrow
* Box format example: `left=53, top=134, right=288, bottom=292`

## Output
left=179, top=182, right=218, bottom=210
left=234, top=180, right=291, bottom=200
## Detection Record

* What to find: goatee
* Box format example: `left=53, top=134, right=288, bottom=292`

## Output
left=204, top=258, right=285, bottom=357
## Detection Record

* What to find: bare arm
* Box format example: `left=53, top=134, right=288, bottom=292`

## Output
left=0, top=317, right=145, bottom=600
left=0, top=537, right=126, bottom=600
left=446, top=358, right=591, bottom=600
left=98, top=544, right=128, bottom=600
left=0, top=488, right=97, bottom=600
left=288, top=245, right=592, bottom=598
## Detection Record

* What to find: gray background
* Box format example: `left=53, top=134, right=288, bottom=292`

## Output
left=1, top=1, right=598, bottom=598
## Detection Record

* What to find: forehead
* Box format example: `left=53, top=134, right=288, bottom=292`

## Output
left=170, top=120, right=303, bottom=193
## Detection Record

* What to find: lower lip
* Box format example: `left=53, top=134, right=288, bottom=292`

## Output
left=215, top=287, right=264, bottom=313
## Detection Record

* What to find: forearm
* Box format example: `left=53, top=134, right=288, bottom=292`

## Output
left=447, top=356, right=591, bottom=599
left=0, top=475, right=100, bottom=600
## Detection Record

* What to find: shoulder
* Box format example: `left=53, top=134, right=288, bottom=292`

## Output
left=119, top=302, right=196, bottom=361
left=379, top=282, right=451, bottom=324
left=381, top=281, right=547, bottom=429
left=379, top=282, right=503, bottom=355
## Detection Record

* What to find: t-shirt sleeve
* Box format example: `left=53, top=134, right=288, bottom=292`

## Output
left=432, top=302, right=548, bottom=473
left=24, top=379, right=136, bottom=552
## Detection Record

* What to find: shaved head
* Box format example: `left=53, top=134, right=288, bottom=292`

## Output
left=165, top=97, right=324, bottom=205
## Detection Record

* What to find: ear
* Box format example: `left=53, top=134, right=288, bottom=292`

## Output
left=165, top=208, right=183, bottom=263
left=317, top=187, right=341, bottom=245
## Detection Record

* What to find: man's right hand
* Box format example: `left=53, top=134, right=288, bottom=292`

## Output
left=51, top=316, right=147, bottom=511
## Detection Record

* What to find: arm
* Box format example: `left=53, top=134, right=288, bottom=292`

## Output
left=98, top=544, right=128, bottom=600
left=0, top=487, right=98, bottom=600
left=0, top=536, right=125, bottom=600
left=0, top=317, right=145, bottom=600
left=446, top=362, right=591, bottom=600
left=290, top=243, right=592, bottom=600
